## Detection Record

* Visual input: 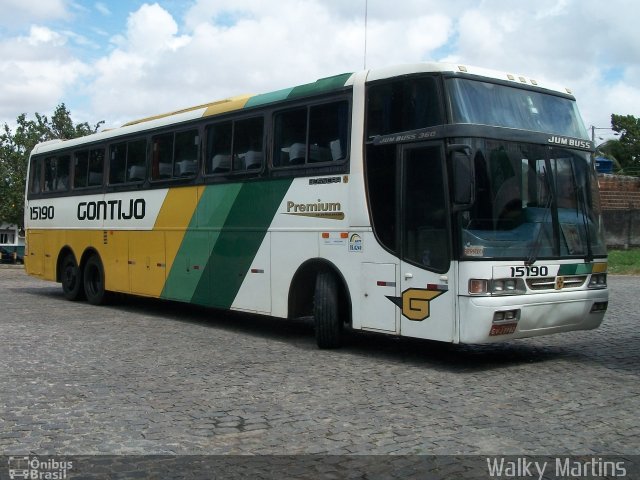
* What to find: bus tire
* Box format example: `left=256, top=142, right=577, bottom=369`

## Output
left=61, top=253, right=84, bottom=301
left=314, top=270, right=342, bottom=349
left=83, top=254, right=109, bottom=305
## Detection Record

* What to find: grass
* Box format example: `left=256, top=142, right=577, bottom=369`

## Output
left=607, top=248, right=640, bottom=275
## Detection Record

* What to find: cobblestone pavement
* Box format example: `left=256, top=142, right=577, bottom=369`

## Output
left=0, top=268, right=638, bottom=456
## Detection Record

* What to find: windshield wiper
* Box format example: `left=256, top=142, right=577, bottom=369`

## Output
left=526, top=165, right=553, bottom=266
left=576, top=182, right=594, bottom=262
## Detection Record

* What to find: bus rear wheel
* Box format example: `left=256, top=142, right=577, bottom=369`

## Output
left=61, top=253, right=84, bottom=301
left=83, top=255, right=109, bottom=305
left=314, top=271, right=342, bottom=349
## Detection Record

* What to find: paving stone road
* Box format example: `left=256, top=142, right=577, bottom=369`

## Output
left=0, top=267, right=638, bottom=458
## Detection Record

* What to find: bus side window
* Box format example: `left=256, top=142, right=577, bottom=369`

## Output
left=110, top=139, right=146, bottom=184
left=365, top=144, right=397, bottom=252
left=44, top=155, right=70, bottom=192
left=273, top=108, right=306, bottom=167
left=127, top=139, right=147, bottom=181
left=206, top=121, right=232, bottom=174
left=273, top=101, right=348, bottom=168
left=151, top=133, right=174, bottom=180
left=309, top=101, right=348, bottom=162
left=30, top=157, right=43, bottom=194
left=88, top=148, right=104, bottom=186
left=366, top=76, right=443, bottom=138
left=174, top=129, right=199, bottom=177
left=403, top=146, right=449, bottom=272
left=233, top=117, right=263, bottom=171
left=110, top=143, right=127, bottom=184
left=58, top=155, right=71, bottom=191
left=74, top=150, right=89, bottom=188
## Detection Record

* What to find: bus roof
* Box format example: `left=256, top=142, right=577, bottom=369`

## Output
left=366, top=62, right=574, bottom=96
left=29, top=62, right=574, bottom=156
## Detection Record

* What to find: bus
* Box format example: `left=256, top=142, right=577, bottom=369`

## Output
left=24, top=62, right=609, bottom=348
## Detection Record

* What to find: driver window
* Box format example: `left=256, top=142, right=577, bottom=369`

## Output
left=402, top=146, right=449, bottom=272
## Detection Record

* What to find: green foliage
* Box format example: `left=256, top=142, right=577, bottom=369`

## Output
left=0, top=104, right=103, bottom=227
left=607, top=248, right=640, bottom=275
left=609, top=114, right=640, bottom=175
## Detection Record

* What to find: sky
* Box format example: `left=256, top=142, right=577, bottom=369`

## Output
left=0, top=0, right=638, bottom=142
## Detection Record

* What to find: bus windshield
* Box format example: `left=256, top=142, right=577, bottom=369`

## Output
left=458, top=139, right=607, bottom=261
left=448, top=78, right=589, bottom=139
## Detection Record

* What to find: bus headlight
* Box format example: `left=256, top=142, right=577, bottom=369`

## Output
left=588, top=273, right=607, bottom=289
left=491, top=278, right=526, bottom=295
left=469, top=278, right=525, bottom=295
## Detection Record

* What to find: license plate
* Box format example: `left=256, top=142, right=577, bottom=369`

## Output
left=489, top=322, right=517, bottom=336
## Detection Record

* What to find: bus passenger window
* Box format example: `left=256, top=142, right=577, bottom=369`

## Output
left=30, top=158, right=43, bottom=194
left=206, top=119, right=262, bottom=174
left=233, top=117, right=263, bottom=171
left=309, top=101, right=348, bottom=162
left=174, top=129, right=199, bottom=177
left=75, top=149, right=103, bottom=189
left=88, top=149, right=104, bottom=186
left=206, top=122, right=232, bottom=174
left=110, top=143, right=127, bottom=184
left=151, top=133, right=173, bottom=180
left=127, top=139, right=147, bottom=181
left=273, top=101, right=348, bottom=167
left=273, top=108, right=306, bottom=166
left=44, top=155, right=70, bottom=192
left=74, top=151, right=89, bottom=188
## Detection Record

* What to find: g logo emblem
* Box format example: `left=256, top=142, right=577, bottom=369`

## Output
left=555, top=276, right=565, bottom=290
left=401, top=288, right=445, bottom=321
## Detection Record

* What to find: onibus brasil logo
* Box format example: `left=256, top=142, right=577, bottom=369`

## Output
left=8, top=456, right=73, bottom=479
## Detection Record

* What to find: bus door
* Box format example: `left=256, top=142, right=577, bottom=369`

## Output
left=398, top=143, right=456, bottom=342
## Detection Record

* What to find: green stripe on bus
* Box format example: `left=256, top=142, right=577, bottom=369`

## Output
left=191, top=178, right=293, bottom=308
left=287, top=73, right=353, bottom=100
left=558, top=264, right=593, bottom=275
left=161, top=184, right=243, bottom=302
left=244, top=73, right=352, bottom=109
left=244, top=88, right=294, bottom=109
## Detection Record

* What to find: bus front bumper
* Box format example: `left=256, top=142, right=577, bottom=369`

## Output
left=458, top=289, right=609, bottom=344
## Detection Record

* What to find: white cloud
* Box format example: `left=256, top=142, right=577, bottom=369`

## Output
left=122, top=3, right=188, bottom=54
left=95, top=2, right=111, bottom=16
left=0, top=25, right=88, bottom=124
left=0, top=0, right=69, bottom=26
left=1, top=0, right=639, bottom=132
left=87, top=1, right=455, bottom=125
left=26, top=25, right=66, bottom=46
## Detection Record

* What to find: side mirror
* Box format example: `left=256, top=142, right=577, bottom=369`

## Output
left=448, top=144, right=474, bottom=207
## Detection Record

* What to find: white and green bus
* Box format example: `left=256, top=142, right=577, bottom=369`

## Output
left=24, top=62, right=609, bottom=348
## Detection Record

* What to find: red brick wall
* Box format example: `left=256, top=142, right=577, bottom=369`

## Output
left=597, top=174, right=640, bottom=210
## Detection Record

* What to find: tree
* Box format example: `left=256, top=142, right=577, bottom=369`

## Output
left=0, top=104, right=103, bottom=228
left=610, top=114, right=640, bottom=175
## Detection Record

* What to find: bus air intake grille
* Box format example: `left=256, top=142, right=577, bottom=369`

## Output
left=526, top=275, right=587, bottom=290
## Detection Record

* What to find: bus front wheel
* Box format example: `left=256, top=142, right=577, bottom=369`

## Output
left=61, top=254, right=84, bottom=301
left=83, top=255, right=109, bottom=305
left=314, top=271, right=342, bottom=349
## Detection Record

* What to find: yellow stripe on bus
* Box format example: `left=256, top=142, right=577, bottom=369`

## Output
left=203, top=95, right=251, bottom=117
left=154, top=186, right=200, bottom=280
